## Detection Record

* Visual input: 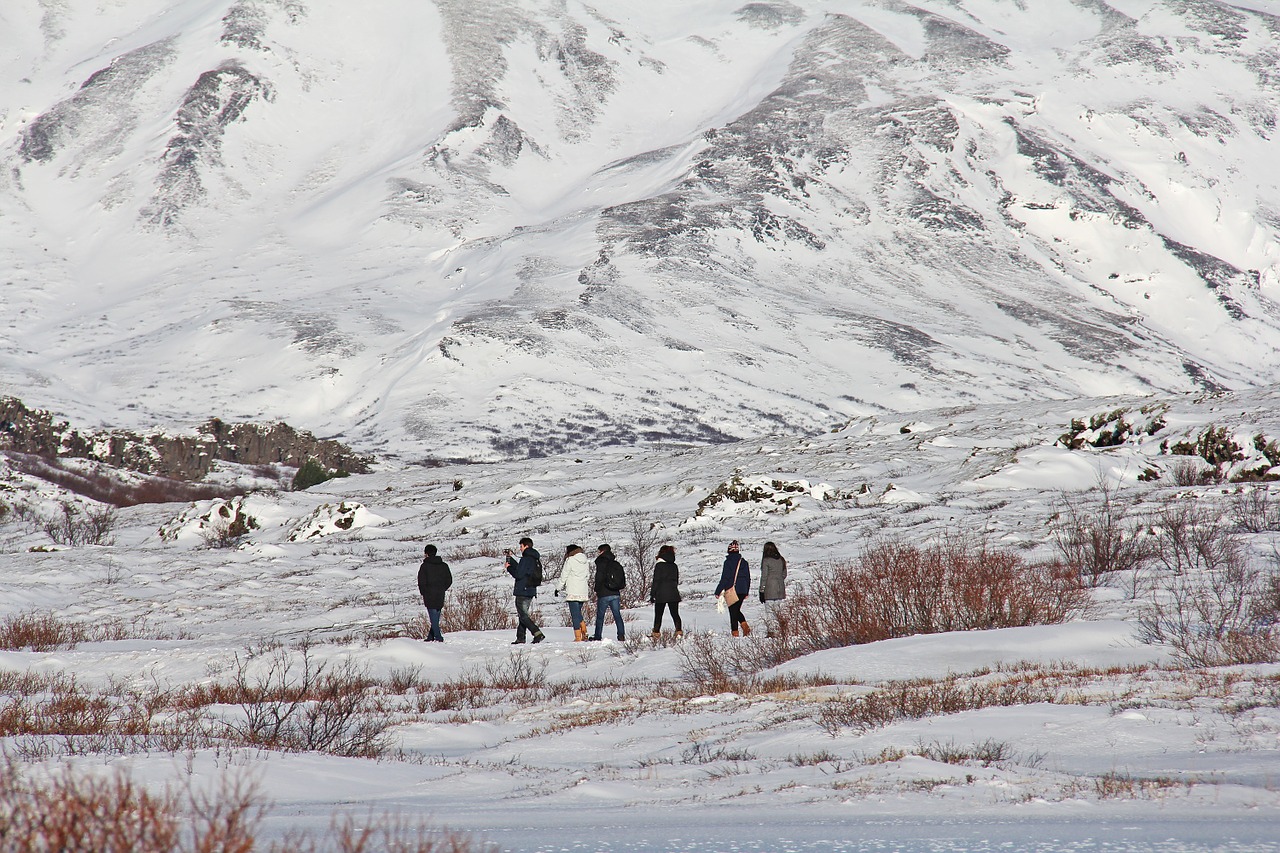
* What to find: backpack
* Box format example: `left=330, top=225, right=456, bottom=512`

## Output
left=605, top=559, right=626, bottom=591
left=529, top=555, right=543, bottom=587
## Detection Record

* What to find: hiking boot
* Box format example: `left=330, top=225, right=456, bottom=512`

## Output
left=532, top=632, right=546, bottom=644
left=731, top=630, right=740, bottom=637
left=740, top=620, right=752, bottom=637
left=512, top=638, right=526, bottom=644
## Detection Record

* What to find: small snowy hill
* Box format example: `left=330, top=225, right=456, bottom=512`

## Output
left=3, top=0, right=1280, bottom=462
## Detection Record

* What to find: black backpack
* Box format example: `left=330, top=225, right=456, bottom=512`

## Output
left=529, top=555, right=543, bottom=587
left=605, top=559, right=626, bottom=591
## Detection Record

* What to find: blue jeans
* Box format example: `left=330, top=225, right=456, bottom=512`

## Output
left=514, top=596, right=541, bottom=641
left=427, top=608, right=443, bottom=641
left=567, top=600, right=585, bottom=628
left=594, top=595, right=624, bottom=640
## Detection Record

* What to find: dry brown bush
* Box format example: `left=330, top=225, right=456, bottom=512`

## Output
left=441, top=588, right=517, bottom=633
left=0, top=611, right=92, bottom=651
left=817, top=673, right=1059, bottom=734
left=206, top=644, right=393, bottom=758
left=0, top=611, right=153, bottom=651
left=0, top=757, right=492, bottom=853
left=774, top=539, right=1087, bottom=653
left=443, top=542, right=506, bottom=561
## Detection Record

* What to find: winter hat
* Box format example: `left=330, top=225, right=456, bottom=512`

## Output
left=727, top=540, right=739, bottom=552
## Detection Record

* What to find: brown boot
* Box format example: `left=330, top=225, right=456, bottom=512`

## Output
left=651, top=631, right=661, bottom=641
left=740, top=620, right=752, bottom=637
left=732, top=630, right=740, bottom=637
left=574, top=625, right=584, bottom=642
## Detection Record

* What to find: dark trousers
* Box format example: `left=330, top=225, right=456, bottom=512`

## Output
left=514, top=596, right=540, bottom=640
left=728, top=599, right=746, bottom=632
left=653, top=602, right=682, bottom=633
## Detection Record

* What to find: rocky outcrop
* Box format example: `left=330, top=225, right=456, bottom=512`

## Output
left=0, top=397, right=372, bottom=481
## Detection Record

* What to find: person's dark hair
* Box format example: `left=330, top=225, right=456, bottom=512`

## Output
left=597, top=543, right=612, bottom=555
left=519, top=536, right=533, bottom=548
left=762, top=541, right=781, bottom=560
left=565, top=544, right=581, bottom=556
left=657, top=544, right=675, bottom=562
left=424, top=544, right=438, bottom=557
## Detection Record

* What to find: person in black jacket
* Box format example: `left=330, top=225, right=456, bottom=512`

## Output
left=417, top=544, right=453, bottom=642
left=650, top=543, right=683, bottom=639
left=504, top=536, right=545, bottom=644
left=589, top=543, right=626, bottom=641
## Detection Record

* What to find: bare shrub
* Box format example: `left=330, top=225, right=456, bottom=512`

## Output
left=673, top=633, right=829, bottom=694
left=675, top=632, right=760, bottom=693
left=39, top=500, right=118, bottom=546
left=1150, top=501, right=1239, bottom=577
left=214, top=643, right=393, bottom=757
left=775, top=539, right=1087, bottom=653
left=327, top=811, right=497, bottom=853
left=479, top=653, right=548, bottom=691
left=1094, top=770, right=1186, bottom=799
left=1168, top=458, right=1222, bottom=486
left=1049, top=481, right=1153, bottom=587
left=1231, top=487, right=1280, bottom=533
left=618, top=512, right=662, bottom=608
left=1138, top=504, right=1280, bottom=665
left=911, top=738, right=1018, bottom=766
left=441, top=587, right=517, bottom=632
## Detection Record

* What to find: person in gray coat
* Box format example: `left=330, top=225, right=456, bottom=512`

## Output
left=758, top=541, right=787, bottom=636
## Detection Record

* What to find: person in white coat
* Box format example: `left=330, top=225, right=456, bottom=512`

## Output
left=556, top=544, right=592, bottom=641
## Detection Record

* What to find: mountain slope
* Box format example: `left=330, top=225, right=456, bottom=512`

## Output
left=2, top=0, right=1278, bottom=461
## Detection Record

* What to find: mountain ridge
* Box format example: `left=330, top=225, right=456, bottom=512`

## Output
left=2, top=0, right=1278, bottom=462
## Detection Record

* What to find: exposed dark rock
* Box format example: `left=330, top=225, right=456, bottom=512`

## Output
left=0, top=397, right=371, bottom=481
left=18, top=40, right=176, bottom=163
left=144, top=62, right=273, bottom=227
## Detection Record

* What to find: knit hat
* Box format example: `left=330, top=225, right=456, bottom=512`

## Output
left=727, top=540, right=739, bottom=552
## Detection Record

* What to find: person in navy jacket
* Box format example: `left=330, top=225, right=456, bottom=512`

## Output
left=714, top=540, right=751, bottom=636
left=505, top=537, right=545, bottom=644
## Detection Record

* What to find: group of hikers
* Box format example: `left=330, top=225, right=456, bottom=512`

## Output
left=414, top=537, right=789, bottom=644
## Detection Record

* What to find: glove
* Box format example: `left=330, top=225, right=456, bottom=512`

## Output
left=554, top=589, right=560, bottom=597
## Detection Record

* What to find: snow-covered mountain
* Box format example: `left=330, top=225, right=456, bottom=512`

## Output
left=3, top=0, right=1279, bottom=462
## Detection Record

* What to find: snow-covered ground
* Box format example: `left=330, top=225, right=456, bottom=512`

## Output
left=3, top=388, right=1279, bottom=850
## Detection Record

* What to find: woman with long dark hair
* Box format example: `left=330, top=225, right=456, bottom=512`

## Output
left=759, top=541, right=787, bottom=636
left=650, top=543, right=683, bottom=638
